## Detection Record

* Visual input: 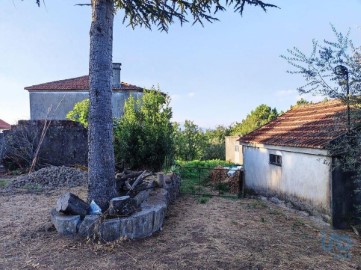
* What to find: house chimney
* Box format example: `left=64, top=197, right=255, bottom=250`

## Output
left=112, top=63, right=122, bottom=88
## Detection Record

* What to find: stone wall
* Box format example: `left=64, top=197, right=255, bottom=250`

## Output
left=2, top=120, right=87, bottom=169
left=51, top=173, right=181, bottom=241
left=0, top=133, right=4, bottom=165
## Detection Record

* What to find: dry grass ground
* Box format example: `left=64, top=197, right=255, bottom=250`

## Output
left=0, top=185, right=360, bottom=270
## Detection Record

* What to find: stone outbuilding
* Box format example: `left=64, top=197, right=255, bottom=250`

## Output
left=25, top=63, right=144, bottom=120
left=238, top=100, right=360, bottom=228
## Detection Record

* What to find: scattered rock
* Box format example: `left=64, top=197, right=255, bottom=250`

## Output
left=259, top=196, right=268, bottom=202
left=299, top=211, right=310, bottom=217
left=7, top=166, right=87, bottom=191
left=322, top=214, right=331, bottom=223
left=270, top=196, right=283, bottom=205
left=50, top=208, right=80, bottom=235
left=285, top=202, right=294, bottom=209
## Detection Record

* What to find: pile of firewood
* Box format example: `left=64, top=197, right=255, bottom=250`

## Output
left=115, top=169, right=153, bottom=196
left=210, top=166, right=240, bottom=194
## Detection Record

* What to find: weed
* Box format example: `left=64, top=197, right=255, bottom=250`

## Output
left=292, top=219, right=305, bottom=230
left=0, top=179, right=9, bottom=188
left=248, top=200, right=267, bottom=209
left=24, top=183, right=43, bottom=192
left=9, top=169, right=23, bottom=176
left=198, top=195, right=210, bottom=204
left=268, top=208, right=282, bottom=215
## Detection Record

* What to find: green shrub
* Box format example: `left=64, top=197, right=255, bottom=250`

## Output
left=66, top=99, right=89, bottom=128
left=114, top=89, right=174, bottom=171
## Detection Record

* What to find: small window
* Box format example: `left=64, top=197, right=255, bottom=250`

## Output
left=235, top=145, right=239, bottom=152
left=270, top=154, right=282, bottom=166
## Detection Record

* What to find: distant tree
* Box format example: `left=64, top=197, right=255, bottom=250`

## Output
left=114, top=89, right=174, bottom=171
left=203, top=125, right=231, bottom=160
left=290, top=98, right=311, bottom=109
left=66, top=99, right=90, bottom=128
left=231, top=104, right=278, bottom=135
left=32, top=0, right=277, bottom=209
left=295, top=98, right=310, bottom=106
left=174, top=120, right=207, bottom=161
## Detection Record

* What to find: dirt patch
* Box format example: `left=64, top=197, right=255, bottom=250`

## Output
left=0, top=186, right=360, bottom=269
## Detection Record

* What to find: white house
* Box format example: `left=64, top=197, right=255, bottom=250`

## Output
left=25, top=63, right=144, bottom=120
left=238, top=100, right=356, bottom=228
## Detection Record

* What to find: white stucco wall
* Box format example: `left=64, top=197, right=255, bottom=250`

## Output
left=225, top=136, right=243, bottom=164
left=243, top=144, right=332, bottom=212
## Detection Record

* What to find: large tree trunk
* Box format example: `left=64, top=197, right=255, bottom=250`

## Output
left=88, top=0, right=117, bottom=210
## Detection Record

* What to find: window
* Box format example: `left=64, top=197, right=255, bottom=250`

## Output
left=235, top=145, right=239, bottom=152
left=269, top=154, right=282, bottom=166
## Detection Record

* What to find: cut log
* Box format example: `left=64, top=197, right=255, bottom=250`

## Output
left=126, top=171, right=152, bottom=195
left=108, top=196, right=137, bottom=216
left=120, top=171, right=143, bottom=180
left=56, top=192, right=89, bottom=217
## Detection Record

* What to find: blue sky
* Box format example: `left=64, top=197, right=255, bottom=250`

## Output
left=1, top=0, right=361, bottom=127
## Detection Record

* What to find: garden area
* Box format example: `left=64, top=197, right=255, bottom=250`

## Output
left=1, top=174, right=361, bottom=269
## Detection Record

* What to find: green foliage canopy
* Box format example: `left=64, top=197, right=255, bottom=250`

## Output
left=173, top=120, right=206, bottom=161
left=66, top=99, right=90, bottom=128
left=35, top=1, right=277, bottom=31
left=231, top=104, right=278, bottom=135
left=114, top=89, right=174, bottom=171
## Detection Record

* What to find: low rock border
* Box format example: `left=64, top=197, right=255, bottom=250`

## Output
left=51, top=174, right=181, bottom=242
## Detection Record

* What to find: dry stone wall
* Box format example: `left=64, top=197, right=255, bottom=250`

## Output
left=2, top=120, right=87, bottom=169
left=51, top=174, right=181, bottom=241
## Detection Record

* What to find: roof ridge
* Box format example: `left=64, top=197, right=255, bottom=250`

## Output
left=25, top=75, right=143, bottom=91
left=239, top=98, right=349, bottom=149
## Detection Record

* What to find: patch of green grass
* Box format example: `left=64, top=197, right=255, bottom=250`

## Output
left=0, top=179, right=9, bottom=188
left=292, top=219, right=305, bottom=230
left=247, top=200, right=268, bottom=209
left=9, top=169, right=23, bottom=176
left=180, top=178, right=202, bottom=193
left=216, top=182, right=230, bottom=194
left=268, top=208, right=282, bottom=215
left=197, top=195, right=211, bottom=204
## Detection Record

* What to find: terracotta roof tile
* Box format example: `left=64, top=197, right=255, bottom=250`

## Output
left=0, top=119, right=11, bottom=130
left=238, top=100, right=351, bottom=149
left=25, top=75, right=143, bottom=92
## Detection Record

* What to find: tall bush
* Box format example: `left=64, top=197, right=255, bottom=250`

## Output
left=114, top=89, right=174, bottom=171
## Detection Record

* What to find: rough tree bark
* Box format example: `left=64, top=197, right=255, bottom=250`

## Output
left=88, top=0, right=118, bottom=210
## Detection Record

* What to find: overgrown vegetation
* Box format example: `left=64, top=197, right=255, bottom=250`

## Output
left=66, top=89, right=174, bottom=172
left=2, top=123, right=41, bottom=171
left=174, top=159, right=237, bottom=195
left=114, top=89, right=174, bottom=171
left=66, top=99, right=89, bottom=128
left=230, top=104, right=278, bottom=136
